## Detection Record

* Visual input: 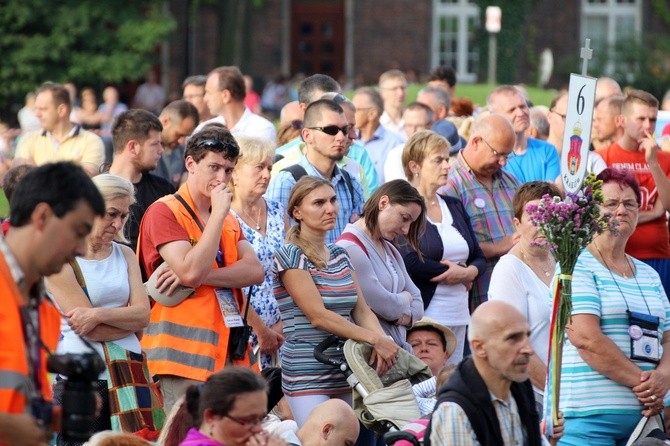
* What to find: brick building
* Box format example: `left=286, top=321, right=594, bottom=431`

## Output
left=163, top=0, right=661, bottom=97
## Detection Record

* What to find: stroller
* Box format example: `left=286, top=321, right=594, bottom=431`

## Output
left=314, top=335, right=433, bottom=445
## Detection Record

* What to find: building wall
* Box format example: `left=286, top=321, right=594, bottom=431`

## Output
left=516, top=0, right=581, bottom=89
left=352, top=0, right=432, bottom=85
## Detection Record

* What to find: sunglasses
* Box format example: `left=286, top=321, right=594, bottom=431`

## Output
left=196, top=139, right=239, bottom=151
left=307, top=125, right=352, bottom=136
left=290, top=120, right=303, bottom=130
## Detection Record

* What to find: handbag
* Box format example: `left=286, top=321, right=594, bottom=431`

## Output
left=228, top=286, right=253, bottom=360
left=625, top=414, right=669, bottom=446
left=70, top=258, right=165, bottom=440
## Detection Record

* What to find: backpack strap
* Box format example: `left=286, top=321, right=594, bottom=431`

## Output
left=282, top=164, right=309, bottom=182
left=283, top=164, right=355, bottom=209
left=336, top=232, right=368, bottom=257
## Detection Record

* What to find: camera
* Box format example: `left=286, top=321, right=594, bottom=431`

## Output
left=45, top=352, right=106, bottom=442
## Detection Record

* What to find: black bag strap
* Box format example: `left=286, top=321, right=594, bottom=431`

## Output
left=173, top=193, right=205, bottom=232
left=173, top=193, right=225, bottom=268
left=282, top=164, right=355, bottom=208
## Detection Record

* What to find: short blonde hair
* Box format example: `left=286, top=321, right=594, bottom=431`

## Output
left=91, top=174, right=135, bottom=243
left=401, top=130, right=450, bottom=181
left=234, top=135, right=276, bottom=167
left=230, top=136, right=276, bottom=195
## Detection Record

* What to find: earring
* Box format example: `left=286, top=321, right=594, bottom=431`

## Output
left=209, top=425, right=214, bottom=437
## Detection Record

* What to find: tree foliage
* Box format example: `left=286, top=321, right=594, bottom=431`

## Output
left=0, top=0, right=175, bottom=119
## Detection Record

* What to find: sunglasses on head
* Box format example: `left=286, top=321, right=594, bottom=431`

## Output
left=196, top=139, right=239, bottom=151
left=307, top=124, right=352, bottom=136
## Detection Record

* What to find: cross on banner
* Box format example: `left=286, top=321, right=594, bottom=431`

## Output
left=580, top=39, right=593, bottom=76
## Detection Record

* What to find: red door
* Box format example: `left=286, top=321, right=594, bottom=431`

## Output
left=291, top=0, right=344, bottom=79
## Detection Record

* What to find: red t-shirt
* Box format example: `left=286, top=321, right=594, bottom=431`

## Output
left=597, top=143, right=670, bottom=259
left=139, top=201, right=245, bottom=278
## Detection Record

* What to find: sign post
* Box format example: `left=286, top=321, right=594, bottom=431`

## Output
left=486, top=6, right=501, bottom=85
left=560, top=39, right=597, bottom=194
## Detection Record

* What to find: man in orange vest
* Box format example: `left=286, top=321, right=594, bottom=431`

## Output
left=0, top=162, right=105, bottom=446
left=138, top=124, right=269, bottom=413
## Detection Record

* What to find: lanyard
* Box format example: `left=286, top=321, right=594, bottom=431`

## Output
left=18, top=294, right=46, bottom=397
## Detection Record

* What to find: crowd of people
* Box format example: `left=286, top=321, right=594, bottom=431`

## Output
left=2, top=64, right=670, bottom=446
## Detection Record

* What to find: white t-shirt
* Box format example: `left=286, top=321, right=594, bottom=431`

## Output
left=426, top=198, right=471, bottom=326
left=195, top=107, right=276, bottom=142
left=488, top=254, right=551, bottom=369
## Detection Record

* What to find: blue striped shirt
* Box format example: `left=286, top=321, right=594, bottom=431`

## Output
left=265, top=156, right=364, bottom=244
left=559, top=249, right=670, bottom=417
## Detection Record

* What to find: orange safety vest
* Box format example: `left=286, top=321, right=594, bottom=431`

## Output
left=0, top=251, right=60, bottom=414
left=139, top=184, right=256, bottom=382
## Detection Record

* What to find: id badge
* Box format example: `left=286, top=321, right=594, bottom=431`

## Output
left=628, top=310, right=660, bottom=364
left=215, top=288, right=244, bottom=328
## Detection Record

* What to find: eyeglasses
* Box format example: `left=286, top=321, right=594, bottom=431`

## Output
left=224, top=413, right=268, bottom=428
left=551, top=109, right=566, bottom=120
left=602, top=199, right=639, bottom=211
left=196, top=139, right=239, bottom=152
left=481, top=138, right=510, bottom=160
left=307, top=125, right=352, bottom=136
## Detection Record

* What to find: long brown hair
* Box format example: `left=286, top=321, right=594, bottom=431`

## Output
left=362, top=179, right=426, bottom=256
left=286, top=176, right=335, bottom=269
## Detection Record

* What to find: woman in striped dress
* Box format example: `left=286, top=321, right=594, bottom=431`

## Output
left=272, top=176, right=399, bottom=427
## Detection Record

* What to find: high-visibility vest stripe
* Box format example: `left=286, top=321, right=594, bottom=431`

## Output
left=145, top=321, right=219, bottom=346
left=143, top=347, right=215, bottom=372
left=0, top=370, right=30, bottom=394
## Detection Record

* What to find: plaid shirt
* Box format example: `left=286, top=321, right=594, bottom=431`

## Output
left=265, top=155, right=364, bottom=244
left=430, top=395, right=525, bottom=446
left=439, top=152, right=520, bottom=310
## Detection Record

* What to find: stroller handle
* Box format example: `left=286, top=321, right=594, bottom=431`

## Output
left=314, top=334, right=346, bottom=368
left=383, top=431, right=421, bottom=446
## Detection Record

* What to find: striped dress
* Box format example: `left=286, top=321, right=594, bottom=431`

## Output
left=273, top=243, right=358, bottom=396
left=559, top=249, right=670, bottom=417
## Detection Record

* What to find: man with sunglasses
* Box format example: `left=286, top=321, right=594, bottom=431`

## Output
left=138, top=125, right=268, bottom=413
left=487, top=85, right=560, bottom=184
left=274, top=75, right=380, bottom=199
left=266, top=99, right=365, bottom=243
left=439, top=114, right=519, bottom=312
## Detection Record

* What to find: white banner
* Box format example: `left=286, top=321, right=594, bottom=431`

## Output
left=561, top=74, right=597, bottom=194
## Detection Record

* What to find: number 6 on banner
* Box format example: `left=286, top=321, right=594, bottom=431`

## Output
left=560, top=74, right=596, bottom=194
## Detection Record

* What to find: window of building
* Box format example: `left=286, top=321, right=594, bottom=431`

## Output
left=432, top=0, right=479, bottom=83
left=581, top=0, right=641, bottom=74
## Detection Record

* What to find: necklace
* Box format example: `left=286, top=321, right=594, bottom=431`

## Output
left=519, top=247, right=554, bottom=277
left=593, top=241, right=632, bottom=279
left=243, top=205, right=262, bottom=231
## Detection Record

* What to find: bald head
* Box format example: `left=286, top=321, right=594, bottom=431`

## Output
left=596, top=77, right=622, bottom=101
left=280, top=101, right=303, bottom=126
left=470, top=301, right=525, bottom=341
left=469, top=301, right=533, bottom=388
left=462, top=114, right=516, bottom=179
left=298, top=399, right=360, bottom=446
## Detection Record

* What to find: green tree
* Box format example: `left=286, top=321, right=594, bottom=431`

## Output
left=0, top=0, right=175, bottom=120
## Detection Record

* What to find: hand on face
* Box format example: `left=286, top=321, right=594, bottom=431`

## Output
left=210, top=183, right=233, bottom=218
left=639, top=130, right=660, bottom=164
